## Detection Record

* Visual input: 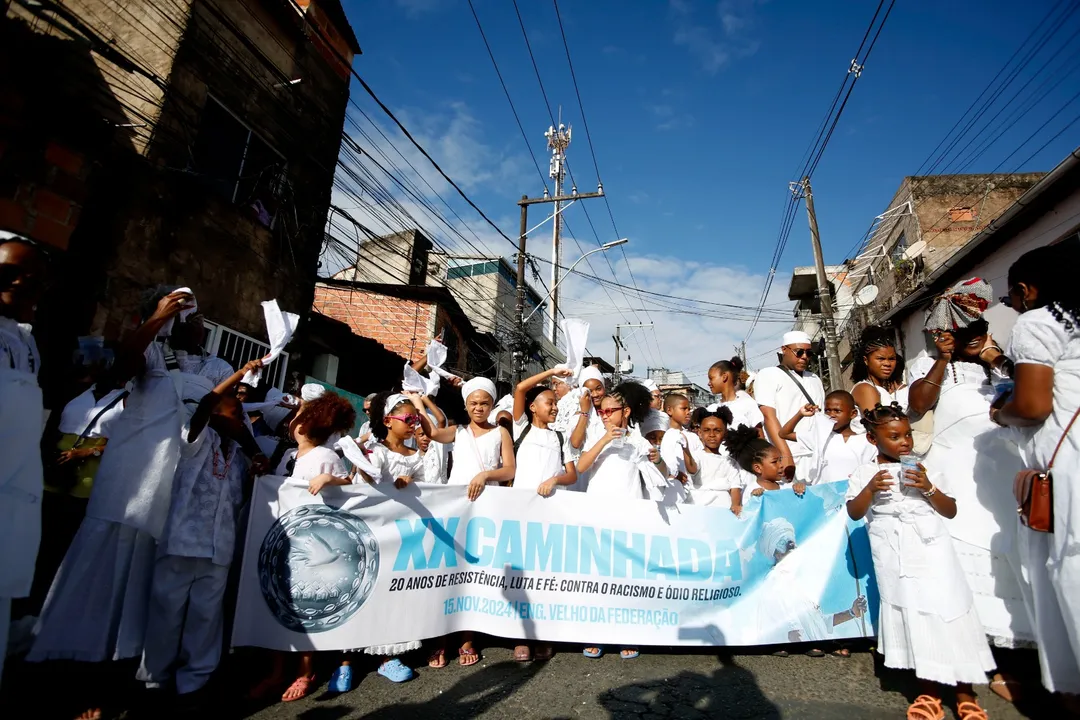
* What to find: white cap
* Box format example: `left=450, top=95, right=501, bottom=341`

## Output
left=301, top=383, right=326, bottom=402
left=642, top=378, right=659, bottom=393
left=782, top=330, right=812, bottom=346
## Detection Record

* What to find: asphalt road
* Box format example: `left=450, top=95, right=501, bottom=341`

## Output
left=237, top=644, right=1042, bottom=720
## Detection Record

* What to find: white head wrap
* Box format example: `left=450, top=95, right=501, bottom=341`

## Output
left=641, top=409, right=668, bottom=436
left=642, top=378, right=659, bottom=393
left=758, top=518, right=796, bottom=564
left=383, top=393, right=411, bottom=416
left=301, top=383, right=326, bottom=402
left=782, top=330, right=812, bottom=346
left=579, top=366, right=605, bottom=387
left=487, top=394, right=514, bottom=424
left=550, top=364, right=576, bottom=387
left=461, top=377, right=496, bottom=404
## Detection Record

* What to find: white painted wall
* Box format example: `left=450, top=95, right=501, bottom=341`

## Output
left=896, top=186, right=1080, bottom=367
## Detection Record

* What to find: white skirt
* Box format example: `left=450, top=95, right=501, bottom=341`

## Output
left=28, top=519, right=157, bottom=662
left=878, top=601, right=996, bottom=686
left=953, top=538, right=1036, bottom=649
left=364, top=640, right=421, bottom=656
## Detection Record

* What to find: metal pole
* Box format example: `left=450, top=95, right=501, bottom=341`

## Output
left=513, top=196, right=529, bottom=386
left=613, top=332, right=620, bottom=385
left=803, top=177, right=843, bottom=389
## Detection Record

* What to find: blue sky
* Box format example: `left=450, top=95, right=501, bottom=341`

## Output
left=333, top=0, right=1079, bottom=379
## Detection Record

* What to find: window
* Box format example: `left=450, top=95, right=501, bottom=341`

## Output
left=192, top=97, right=286, bottom=228
left=890, top=232, right=908, bottom=262
left=202, top=320, right=290, bottom=389
left=949, top=206, right=975, bottom=222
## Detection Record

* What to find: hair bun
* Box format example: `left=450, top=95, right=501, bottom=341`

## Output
left=722, top=424, right=758, bottom=459
left=729, top=356, right=744, bottom=373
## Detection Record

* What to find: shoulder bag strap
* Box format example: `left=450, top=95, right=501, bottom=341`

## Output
left=1048, top=405, right=1080, bottom=470
left=512, top=422, right=532, bottom=455
left=778, top=365, right=818, bottom=406
left=72, top=390, right=130, bottom=448
left=555, top=430, right=565, bottom=466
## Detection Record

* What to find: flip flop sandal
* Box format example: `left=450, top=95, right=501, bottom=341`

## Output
left=582, top=647, right=603, bottom=658
left=620, top=648, right=640, bottom=660
left=956, top=701, right=988, bottom=720
left=772, top=649, right=791, bottom=657
left=533, top=643, right=554, bottom=661
left=377, top=658, right=415, bottom=683
left=805, top=648, right=825, bottom=657
left=831, top=646, right=852, bottom=658
left=458, top=647, right=480, bottom=666
left=428, top=648, right=447, bottom=668
left=513, top=645, right=532, bottom=662
left=282, top=675, right=316, bottom=703
left=328, top=665, right=352, bottom=693
left=989, top=678, right=1020, bottom=703
left=906, top=695, right=944, bottom=720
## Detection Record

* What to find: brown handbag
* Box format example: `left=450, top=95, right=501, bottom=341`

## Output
left=1014, top=405, right=1080, bottom=533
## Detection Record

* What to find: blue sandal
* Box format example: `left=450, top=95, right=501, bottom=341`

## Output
left=328, top=664, right=352, bottom=693
left=620, top=648, right=640, bottom=660
left=378, top=658, right=415, bottom=683
left=583, top=647, right=603, bottom=658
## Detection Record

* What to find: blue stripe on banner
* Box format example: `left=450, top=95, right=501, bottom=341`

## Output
left=232, top=478, right=878, bottom=650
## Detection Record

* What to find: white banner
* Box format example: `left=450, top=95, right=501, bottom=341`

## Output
left=233, top=478, right=877, bottom=650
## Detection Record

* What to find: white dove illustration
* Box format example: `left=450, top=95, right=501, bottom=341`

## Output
left=292, top=533, right=344, bottom=567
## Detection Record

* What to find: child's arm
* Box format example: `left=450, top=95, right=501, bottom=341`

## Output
left=729, top=486, right=743, bottom=516
left=537, top=461, right=578, bottom=497
left=681, top=442, right=699, bottom=476
left=422, top=395, right=447, bottom=428
left=569, top=392, right=591, bottom=449
left=308, top=473, right=352, bottom=495
left=576, top=425, right=616, bottom=474
left=467, top=426, right=517, bottom=501
left=780, top=403, right=817, bottom=441
left=514, top=368, right=572, bottom=421
left=408, top=393, right=456, bottom=443
left=903, top=463, right=957, bottom=519
left=188, top=359, right=263, bottom=442
left=846, top=469, right=893, bottom=520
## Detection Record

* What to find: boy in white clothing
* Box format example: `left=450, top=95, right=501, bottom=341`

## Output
left=660, top=393, right=698, bottom=502
left=781, top=390, right=875, bottom=485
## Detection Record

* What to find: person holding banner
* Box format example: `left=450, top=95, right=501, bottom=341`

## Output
left=659, top=393, right=697, bottom=504
left=425, top=377, right=516, bottom=668
left=848, top=403, right=995, bottom=720
left=724, top=425, right=807, bottom=499
left=577, top=382, right=665, bottom=661
left=690, top=407, right=747, bottom=514
left=780, top=391, right=875, bottom=485
left=568, top=366, right=608, bottom=491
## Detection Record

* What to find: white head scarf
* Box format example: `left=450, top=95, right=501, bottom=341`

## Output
left=642, top=378, right=659, bottom=393
left=641, top=409, right=668, bottom=436
left=301, top=383, right=326, bottom=402
left=461, top=377, right=496, bottom=404
left=758, top=518, right=796, bottom=564
left=551, top=364, right=576, bottom=388
left=383, top=393, right=410, bottom=416
left=487, top=394, right=514, bottom=424
left=579, top=366, right=605, bottom=387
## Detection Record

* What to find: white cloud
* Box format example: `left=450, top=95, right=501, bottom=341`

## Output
left=671, top=0, right=764, bottom=74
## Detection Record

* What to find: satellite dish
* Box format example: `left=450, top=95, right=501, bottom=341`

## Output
left=903, top=240, right=927, bottom=260
left=855, top=285, right=880, bottom=306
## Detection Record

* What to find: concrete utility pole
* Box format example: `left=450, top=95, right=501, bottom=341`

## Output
left=512, top=184, right=604, bottom=386
left=792, top=176, right=843, bottom=389
left=613, top=323, right=652, bottom=384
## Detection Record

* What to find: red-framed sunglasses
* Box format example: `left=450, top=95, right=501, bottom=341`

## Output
left=597, top=406, right=626, bottom=418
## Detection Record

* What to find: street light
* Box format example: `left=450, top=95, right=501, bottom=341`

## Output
left=521, top=238, right=628, bottom=325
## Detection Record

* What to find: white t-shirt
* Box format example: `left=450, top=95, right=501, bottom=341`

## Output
left=692, top=450, right=748, bottom=509
left=57, top=387, right=126, bottom=438
left=753, top=366, right=825, bottom=462
left=512, top=415, right=571, bottom=491
left=277, top=445, right=348, bottom=482
left=711, top=391, right=765, bottom=430
left=797, top=414, right=877, bottom=485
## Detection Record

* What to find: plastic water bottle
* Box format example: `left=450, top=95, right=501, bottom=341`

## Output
left=993, top=378, right=1015, bottom=404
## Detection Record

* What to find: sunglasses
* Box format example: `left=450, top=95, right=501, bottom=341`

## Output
left=597, top=406, right=626, bottom=418
left=387, top=414, right=420, bottom=426
left=789, top=348, right=811, bottom=358
left=999, top=294, right=1012, bottom=307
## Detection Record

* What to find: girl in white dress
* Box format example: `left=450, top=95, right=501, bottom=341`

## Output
left=425, top=377, right=515, bottom=668
left=508, top=368, right=579, bottom=662
left=994, top=244, right=1080, bottom=708
left=356, top=393, right=431, bottom=684
left=848, top=404, right=994, bottom=720
left=723, top=425, right=807, bottom=499
left=568, top=365, right=609, bottom=491
left=691, top=407, right=746, bottom=514
left=414, top=395, right=449, bottom=484
left=851, top=326, right=910, bottom=417
left=707, top=356, right=765, bottom=431
left=254, top=392, right=356, bottom=703
left=577, top=382, right=664, bottom=660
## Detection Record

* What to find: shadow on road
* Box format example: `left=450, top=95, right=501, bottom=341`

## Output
left=598, top=650, right=782, bottom=719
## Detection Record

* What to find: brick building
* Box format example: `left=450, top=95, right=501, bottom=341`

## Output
left=1, top=0, right=359, bottom=400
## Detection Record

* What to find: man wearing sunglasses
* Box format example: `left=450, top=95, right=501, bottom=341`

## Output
left=753, top=330, right=826, bottom=481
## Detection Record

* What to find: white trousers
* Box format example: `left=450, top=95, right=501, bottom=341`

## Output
left=137, top=555, right=229, bottom=695
left=1018, top=527, right=1080, bottom=694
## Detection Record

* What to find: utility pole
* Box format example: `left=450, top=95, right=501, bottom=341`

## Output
left=546, top=121, right=571, bottom=346
left=613, top=323, right=652, bottom=384
left=512, top=179, right=604, bottom=386
left=792, top=176, right=843, bottom=389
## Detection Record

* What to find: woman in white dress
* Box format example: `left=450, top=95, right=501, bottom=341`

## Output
left=707, top=356, right=764, bottom=432
left=907, top=280, right=1034, bottom=691
left=577, top=382, right=665, bottom=661
left=0, top=234, right=47, bottom=687
left=994, top=243, right=1080, bottom=711
left=851, top=325, right=909, bottom=416
left=426, top=377, right=515, bottom=668
left=849, top=404, right=995, bottom=720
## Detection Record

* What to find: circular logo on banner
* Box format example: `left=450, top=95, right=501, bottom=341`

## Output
left=258, top=504, right=380, bottom=633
